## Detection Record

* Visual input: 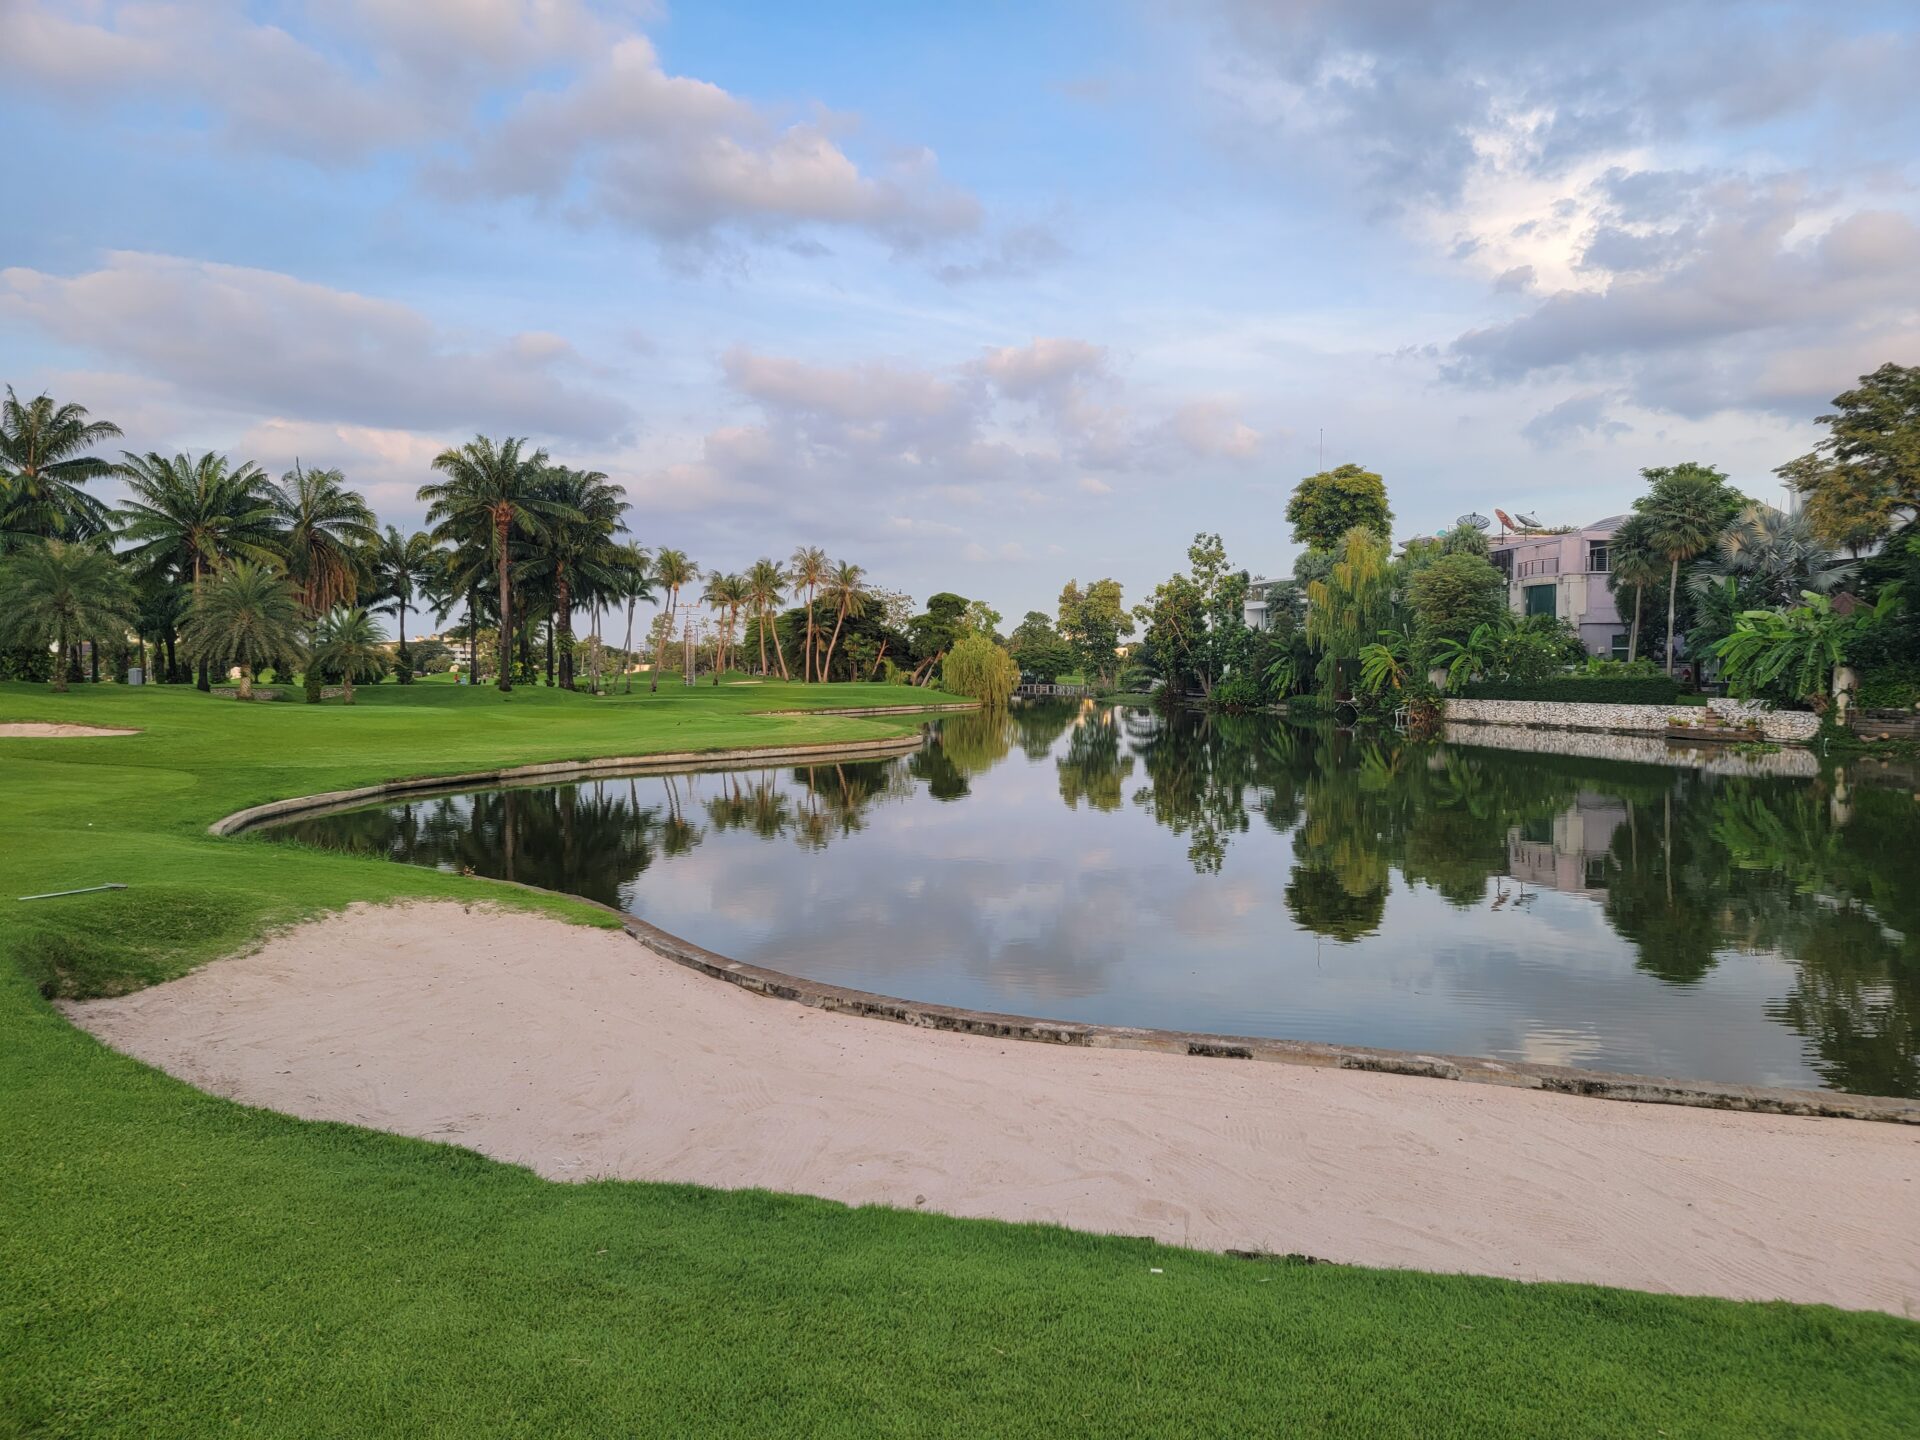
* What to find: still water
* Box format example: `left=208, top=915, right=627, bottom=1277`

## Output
left=265, top=702, right=1920, bottom=1097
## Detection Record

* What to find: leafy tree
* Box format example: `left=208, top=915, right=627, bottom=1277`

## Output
left=0, top=540, right=136, bottom=692
left=1008, top=611, right=1074, bottom=682
left=179, top=560, right=307, bottom=699
left=1635, top=462, right=1742, bottom=675
left=0, top=389, right=121, bottom=549
left=1305, top=525, right=1393, bottom=698
left=309, top=606, right=389, bottom=704
left=1408, top=552, right=1506, bottom=643
left=909, top=592, right=971, bottom=682
left=1779, top=363, right=1920, bottom=553
left=1285, top=463, right=1392, bottom=551
left=1057, top=576, right=1132, bottom=687
left=940, top=633, right=1019, bottom=706
left=268, top=463, right=377, bottom=614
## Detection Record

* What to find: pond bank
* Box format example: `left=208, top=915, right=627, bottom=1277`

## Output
left=65, top=901, right=1920, bottom=1315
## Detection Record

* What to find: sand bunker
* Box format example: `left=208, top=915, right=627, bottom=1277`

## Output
left=65, top=901, right=1920, bottom=1314
left=0, top=722, right=139, bottom=737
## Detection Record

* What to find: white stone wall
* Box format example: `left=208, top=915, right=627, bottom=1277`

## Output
left=1445, top=698, right=1820, bottom=743
left=1441, top=722, right=1820, bottom=777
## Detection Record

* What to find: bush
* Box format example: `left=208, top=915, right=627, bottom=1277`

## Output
left=0, top=645, right=55, bottom=683
left=1856, top=662, right=1920, bottom=710
left=1206, top=672, right=1264, bottom=712
left=1459, top=675, right=1682, bottom=704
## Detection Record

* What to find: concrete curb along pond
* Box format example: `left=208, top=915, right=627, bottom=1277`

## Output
left=209, top=721, right=1920, bottom=1128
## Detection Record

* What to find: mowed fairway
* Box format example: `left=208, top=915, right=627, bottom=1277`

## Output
left=3, top=680, right=1917, bottom=1439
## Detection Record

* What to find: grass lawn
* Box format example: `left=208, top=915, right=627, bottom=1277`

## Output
left=3, top=680, right=1917, bottom=1438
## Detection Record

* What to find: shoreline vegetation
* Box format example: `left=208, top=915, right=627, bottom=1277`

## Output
left=5, top=680, right=1920, bottom=1436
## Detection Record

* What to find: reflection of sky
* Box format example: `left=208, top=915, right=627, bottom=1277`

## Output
left=301, top=714, right=1859, bottom=1092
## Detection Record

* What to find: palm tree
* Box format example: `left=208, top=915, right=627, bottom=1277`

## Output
left=1608, top=513, right=1663, bottom=665
left=0, top=389, right=121, bottom=550
left=611, top=541, right=652, bottom=694
left=699, top=571, right=751, bottom=682
left=369, top=526, right=439, bottom=682
left=419, top=436, right=568, bottom=692
left=526, top=467, right=627, bottom=689
left=178, top=560, right=308, bottom=699
left=1685, top=503, right=1852, bottom=610
left=789, top=545, right=829, bottom=682
left=647, top=547, right=697, bottom=691
left=1639, top=466, right=1734, bottom=675
left=0, top=540, right=136, bottom=692
left=745, top=557, right=789, bottom=678
left=268, top=462, right=377, bottom=614
left=310, top=606, right=389, bottom=704
left=818, top=561, right=868, bottom=682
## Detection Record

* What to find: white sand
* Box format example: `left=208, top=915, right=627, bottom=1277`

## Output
left=0, top=722, right=138, bottom=737
left=66, top=902, right=1920, bottom=1315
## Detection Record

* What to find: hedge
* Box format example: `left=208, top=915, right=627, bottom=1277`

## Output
left=1457, top=675, right=1682, bottom=705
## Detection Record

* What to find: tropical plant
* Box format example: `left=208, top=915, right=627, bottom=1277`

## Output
left=789, top=545, right=829, bottom=682
left=178, top=560, right=308, bottom=699
left=1686, top=504, right=1851, bottom=611
left=1430, top=621, right=1502, bottom=689
left=647, top=547, right=697, bottom=691
left=268, top=463, right=377, bottom=614
left=1358, top=629, right=1412, bottom=695
left=525, top=467, right=626, bottom=689
left=0, top=540, right=136, bottom=691
left=818, top=561, right=869, bottom=681
left=940, top=633, right=1019, bottom=707
left=745, top=558, right=789, bottom=678
left=1305, top=524, right=1393, bottom=698
left=1635, top=463, right=1741, bottom=675
left=419, top=436, right=567, bottom=692
left=1713, top=588, right=1903, bottom=706
left=611, top=541, right=652, bottom=694
left=1607, top=513, right=1664, bottom=665
left=369, top=527, right=439, bottom=683
left=309, top=606, right=390, bottom=704
left=0, top=389, right=121, bottom=549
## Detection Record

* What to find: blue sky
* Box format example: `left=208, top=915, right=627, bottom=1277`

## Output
left=4, top=0, right=1917, bottom=621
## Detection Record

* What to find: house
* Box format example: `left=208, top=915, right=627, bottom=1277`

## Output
left=1487, top=515, right=1630, bottom=659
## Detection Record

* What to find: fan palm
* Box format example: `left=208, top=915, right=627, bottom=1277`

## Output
left=369, top=526, right=439, bottom=681
left=647, top=547, right=697, bottom=691
left=309, top=606, right=389, bottom=704
left=1685, top=504, right=1852, bottom=610
left=179, top=560, right=308, bottom=699
left=744, top=558, right=789, bottom=678
left=0, top=540, right=137, bottom=691
left=268, top=462, right=377, bottom=614
left=818, top=561, right=868, bottom=682
left=789, top=545, right=829, bottom=682
left=419, top=436, right=569, bottom=692
left=0, top=389, right=122, bottom=550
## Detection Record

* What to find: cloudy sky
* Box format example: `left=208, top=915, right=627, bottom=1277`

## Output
left=4, top=1, right=1917, bottom=619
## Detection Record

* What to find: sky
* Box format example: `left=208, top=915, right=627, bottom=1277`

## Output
left=3, top=0, right=1918, bottom=623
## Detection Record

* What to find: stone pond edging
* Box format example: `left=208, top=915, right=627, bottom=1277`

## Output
left=1446, top=697, right=1821, bottom=743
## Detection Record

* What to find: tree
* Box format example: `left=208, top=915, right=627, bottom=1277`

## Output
left=527, top=467, right=626, bottom=689
left=1305, top=525, right=1393, bottom=698
left=1439, top=521, right=1491, bottom=558
left=908, top=591, right=971, bottom=683
left=1780, top=363, right=1920, bottom=553
left=746, top=558, right=790, bottom=678
left=1285, top=463, right=1392, bottom=551
left=0, top=389, right=121, bottom=550
left=309, top=606, right=389, bottom=704
left=789, top=545, right=829, bottom=682
left=1008, top=610, right=1075, bottom=681
left=1635, top=463, right=1741, bottom=675
left=1608, top=513, right=1663, bottom=664
left=0, top=540, right=136, bottom=692
left=648, top=548, right=697, bottom=690
left=1058, top=577, right=1132, bottom=688
left=610, top=542, right=652, bottom=694
left=420, top=436, right=566, bottom=693
left=1409, top=552, right=1507, bottom=642
left=268, top=463, right=377, bottom=614
left=818, top=561, right=869, bottom=680
left=178, top=560, right=307, bottom=699
left=1713, top=589, right=1901, bottom=707
left=940, top=633, right=1019, bottom=707
left=369, top=527, right=438, bottom=683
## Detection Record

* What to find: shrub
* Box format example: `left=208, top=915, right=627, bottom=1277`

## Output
left=1459, top=675, right=1682, bottom=704
left=1855, top=661, right=1920, bottom=710
left=0, top=645, right=55, bottom=682
left=1207, top=672, right=1264, bottom=712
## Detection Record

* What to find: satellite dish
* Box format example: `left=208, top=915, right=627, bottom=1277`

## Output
left=1494, top=508, right=1517, bottom=532
left=1457, top=512, right=1491, bottom=530
left=1515, top=511, right=1542, bottom=528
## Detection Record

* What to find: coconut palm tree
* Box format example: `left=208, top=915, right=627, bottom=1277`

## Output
left=0, top=389, right=121, bottom=550
left=818, top=561, right=868, bottom=682
left=789, top=545, right=829, bottom=682
left=419, top=436, right=570, bottom=692
left=369, top=526, right=439, bottom=682
left=647, top=547, right=697, bottom=692
left=525, top=467, right=627, bottom=689
left=1638, top=466, right=1735, bottom=676
left=1608, top=513, right=1663, bottom=665
left=0, top=540, right=136, bottom=691
left=610, top=541, right=652, bottom=694
left=268, top=463, right=377, bottom=614
left=745, top=557, right=789, bottom=678
left=309, top=606, right=389, bottom=704
left=698, top=571, right=751, bottom=682
left=178, top=560, right=308, bottom=699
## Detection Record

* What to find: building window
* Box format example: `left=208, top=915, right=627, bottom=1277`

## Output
left=1610, top=633, right=1629, bottom=660
left=1588, top=542, right=1610, bottom=572
left=1525, top=583, right=1556, bottom=617
left=1584, top=857, right=1609, bottom=890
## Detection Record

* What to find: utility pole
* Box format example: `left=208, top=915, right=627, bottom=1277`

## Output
left=683, top=614, right=695, bottom=686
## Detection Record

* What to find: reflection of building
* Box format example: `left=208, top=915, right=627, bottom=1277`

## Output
left=1488, top=515, right=1629, bottom=658
left=1506, top=792, right=1627, bottom=898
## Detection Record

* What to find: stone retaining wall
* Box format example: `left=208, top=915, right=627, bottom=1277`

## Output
left=1445, top=697, right=1820, bottom=743
left=1441, top=722, right=1821, bottom=778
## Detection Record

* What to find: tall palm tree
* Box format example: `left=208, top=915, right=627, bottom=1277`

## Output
left=179, top=560, right=308, bottom=699
left=0, top=389, right=121, bottom=550
left=789, top=545, right=829, bottom=682
left=1639, top=466, right=1734, bottom=675
left=699, top=571, right=751, bottom=681
left=268, top=462, right=377, bottom=614
left=611, top=541, right=653, bottom=694
left=115, top=451, right=278, bottom=689
left=745, top=557, right=789, bottom=678
left=1608, top=513, right=1663, bottom=665
left=818, top=561, right=868, bottom=682
left=369, top=526, right=439, bottom=681
left=526, top=467, right=627, bottom=690
left=310, top=607, right=389, bottom=705
left=647, top=547, right=697, bottom=691
left=0, top=540, right=136, bottom=692
left=419, top=436, right=568, bottom=692
left=1685, top=503, right=1852, bottom=609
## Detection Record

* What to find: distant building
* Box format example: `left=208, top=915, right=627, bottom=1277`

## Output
left=1243, top=576, right=1287, bottom=631
left=1487, top=515, right=1630, bottom=659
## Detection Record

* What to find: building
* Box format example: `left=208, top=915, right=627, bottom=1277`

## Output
left=1487, top=515, right=1630, bottom=659
left=1506, top=792, right=1628, bottom=898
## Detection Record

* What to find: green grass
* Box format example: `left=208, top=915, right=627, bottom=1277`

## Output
left=3, top=680, right=1917, bottom=1438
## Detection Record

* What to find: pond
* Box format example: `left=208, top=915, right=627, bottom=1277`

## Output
left=263, top=702, right=1920, bottom=1098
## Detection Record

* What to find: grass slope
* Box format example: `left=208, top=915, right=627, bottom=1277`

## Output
left=3, top=679, right=1916, bottom=1438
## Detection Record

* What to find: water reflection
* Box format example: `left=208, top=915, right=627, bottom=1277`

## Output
left=269, top=701, right=1920, bottom=1096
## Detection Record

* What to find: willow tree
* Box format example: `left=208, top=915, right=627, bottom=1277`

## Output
left=1306, top=524, right=1393, bottom=700
left=940, top=633, right=1019, bottom=707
